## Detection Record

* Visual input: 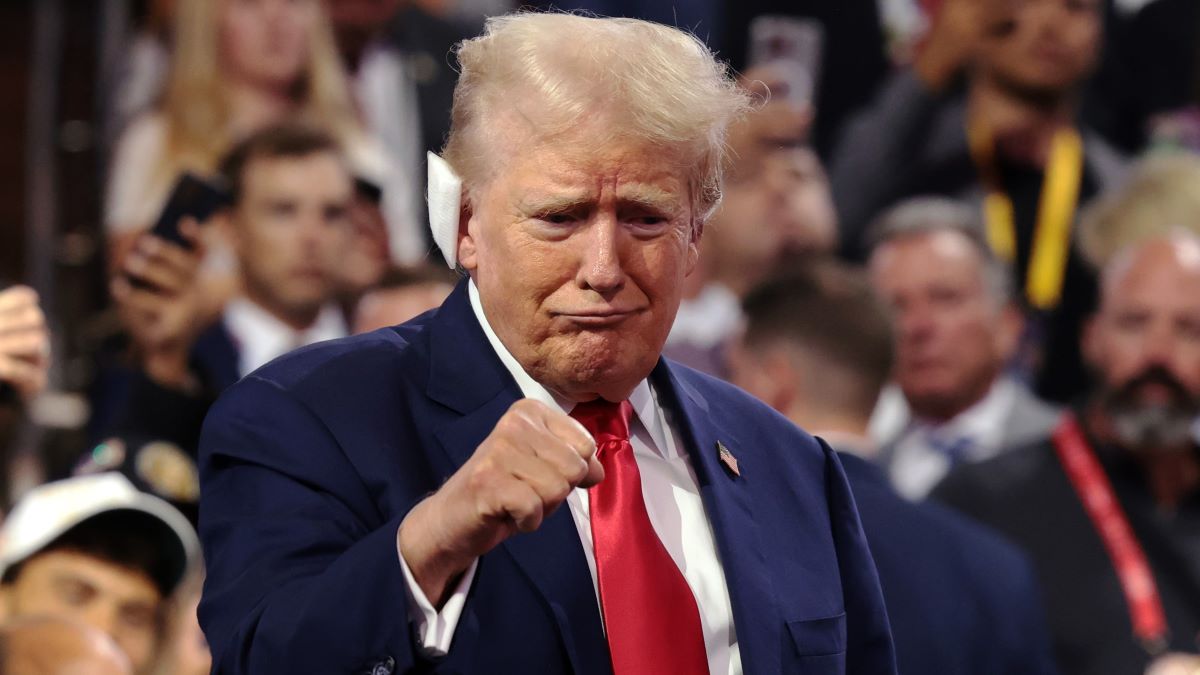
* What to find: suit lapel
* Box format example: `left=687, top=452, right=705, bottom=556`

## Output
left=652, top=361, right=783, bottom=675
left=425, top=281, right=610, bottom=675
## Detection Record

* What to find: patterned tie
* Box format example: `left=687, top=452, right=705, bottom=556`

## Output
left=926, top=432, right=976, bottom=466
left=570, top=399, right=710, bottom=675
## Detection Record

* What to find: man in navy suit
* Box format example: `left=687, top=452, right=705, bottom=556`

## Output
left=729, top=260, right=1059, bottom=675
left=198, top=13, right=897, bottom=675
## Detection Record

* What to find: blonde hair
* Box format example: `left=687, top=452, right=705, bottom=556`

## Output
left=1079, top=152, right=1200, bottom=267
left=152, top=0, right=362, bottom=199
left=442, top=12, right=752, bottom=225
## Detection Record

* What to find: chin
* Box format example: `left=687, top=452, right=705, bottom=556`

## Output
left=542, top=333, right=660, bottom=398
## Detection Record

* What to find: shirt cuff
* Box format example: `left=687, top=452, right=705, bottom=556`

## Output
left=397, top=544, right=478, bottom=658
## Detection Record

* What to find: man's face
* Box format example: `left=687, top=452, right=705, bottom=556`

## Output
left=980, top=0, right=1102, bottom=98
left=1085, top=239, right=1200, bottom=449
left=231, top=152, right=353, bottom=319
left=460, top=132, right=699, bottom=402
left=1, top=551, right=162, bottom=674
left=869, top=231, right=1015, bottom=420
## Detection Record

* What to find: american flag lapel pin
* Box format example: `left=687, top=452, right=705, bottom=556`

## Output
left=717, top=441, right=740, bottom=478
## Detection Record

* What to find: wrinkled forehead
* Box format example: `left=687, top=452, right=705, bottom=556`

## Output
left=479, top=117, right=694, bottom=207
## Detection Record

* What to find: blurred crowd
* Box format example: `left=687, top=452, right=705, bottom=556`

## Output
left=2, top=0, right=1200, bottom=673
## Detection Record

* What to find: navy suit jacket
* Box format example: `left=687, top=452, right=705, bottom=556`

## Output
left=197, top=281, right=897, bottom=674
left=837, top=452, right=1060, bottom=675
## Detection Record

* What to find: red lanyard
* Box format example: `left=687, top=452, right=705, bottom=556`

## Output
left=1053, top=415, right=1169, bottom=655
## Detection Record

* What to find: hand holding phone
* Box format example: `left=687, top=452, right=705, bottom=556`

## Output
left=748, top=16, right=825, bottom=109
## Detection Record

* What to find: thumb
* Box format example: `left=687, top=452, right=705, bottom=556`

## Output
left=579, top=454, right=605, bottom=489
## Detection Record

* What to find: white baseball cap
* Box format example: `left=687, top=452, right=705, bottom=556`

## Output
left=0, top=472, right=199, bottom=595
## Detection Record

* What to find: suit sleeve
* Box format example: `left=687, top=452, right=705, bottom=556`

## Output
left=820, top=439, right=899, bottom=675
left=197, top=375, right=424, bottom=674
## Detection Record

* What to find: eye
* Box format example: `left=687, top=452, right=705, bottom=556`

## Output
left=625, top=212, right=673, bottom=236
left=55, top=578, right=96, bottom=607
left=120, top=604, right=158, bottom=631
left=543, top=213, right=577, bottom=225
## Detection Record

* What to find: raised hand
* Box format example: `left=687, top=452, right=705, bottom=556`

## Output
left=398, top=398, right=604, bottom=606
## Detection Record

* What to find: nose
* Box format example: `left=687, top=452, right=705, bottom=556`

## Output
left=1139, top=323, right=1178, bottom=370
left=898, top=303, right=936, bottom=345
left=577, top=220, right=625, bottom=297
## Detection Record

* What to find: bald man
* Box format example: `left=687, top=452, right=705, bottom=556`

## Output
left=0, top=617, right=132, bottom=675
left=934, top=233, right=1200, bottom=675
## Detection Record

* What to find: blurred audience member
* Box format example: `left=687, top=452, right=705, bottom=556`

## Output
left=0, top=473, right=199, bottom=675
left=108, top=124, right=353, bottom=458
left=934, top=233, right=1200, bottom=675
left=832, top=0, right=1124, bottom=405
left=0, top=617, right=132, bottom=675
left=720, top=0, right=891, bottom=157
left=1078, top=152, right=1200, bottom=268
left=868, top=198, right=1060, bottom=499
left=1086, top=0, right=1200, bottom=153
left=326, top=0, right=477, bottom=261
left=105, top=0, right=418, bottom=312
left=666, top=68, right=836, bottom=376
left=352, top=265, right=456, bottom=334
left=730, top=260, right=1059, bottom=675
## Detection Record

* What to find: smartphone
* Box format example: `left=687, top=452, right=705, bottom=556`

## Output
left=128, top=173, right=230, bottom=289
left=148, top=173, right=231, bottom=250
left=747, top=16, right=825, bottom=108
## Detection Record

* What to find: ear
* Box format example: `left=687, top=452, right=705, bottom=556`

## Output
left=456, top=202, right=478, bottom=272
left=995, top=302, right=1025, bottom=361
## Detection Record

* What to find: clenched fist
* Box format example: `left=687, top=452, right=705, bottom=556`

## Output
left=398, top=399, right=604, bottom=606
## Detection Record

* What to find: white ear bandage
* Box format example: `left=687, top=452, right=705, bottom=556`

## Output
left=427, top=151, right=464, bottom=268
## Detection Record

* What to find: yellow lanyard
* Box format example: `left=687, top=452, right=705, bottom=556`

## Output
left=968, top=123, right=1085, bottom=310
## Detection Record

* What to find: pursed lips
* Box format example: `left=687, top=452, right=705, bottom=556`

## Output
left=552, top=307, right=646, bottom=327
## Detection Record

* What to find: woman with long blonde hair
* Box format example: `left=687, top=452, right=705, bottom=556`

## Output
left=106, top=0, right=419, bottom=293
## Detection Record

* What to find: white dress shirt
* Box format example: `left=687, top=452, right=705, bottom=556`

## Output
left=880, top=378, right=1018, bottom=500
left=398, top=281, right=742, bottom=674
left=223, top=298, right=348, bottom=378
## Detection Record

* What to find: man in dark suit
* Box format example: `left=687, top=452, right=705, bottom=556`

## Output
left=197, top=13, right=897, bottom=675
left=728, top=259, right=1059, bottom=675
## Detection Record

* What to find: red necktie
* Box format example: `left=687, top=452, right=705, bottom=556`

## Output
left=571, top=399, right=709, bottom=675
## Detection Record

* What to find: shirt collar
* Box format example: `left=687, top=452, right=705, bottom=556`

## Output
left=467, top=280, right=666, bottom=451
left=224, top=297, right=347, bottom=377
left=913, top=376, right=1018, bottom=449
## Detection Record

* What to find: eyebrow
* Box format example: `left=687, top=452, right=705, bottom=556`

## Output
left=517, top=186, right=684, bottom=216
left=617, top=185, right=684, bottom=214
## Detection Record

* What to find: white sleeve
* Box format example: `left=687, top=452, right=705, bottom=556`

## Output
left=397, top=544, right=479, bottom=657
left=105, top=113, right=170, bottom=234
